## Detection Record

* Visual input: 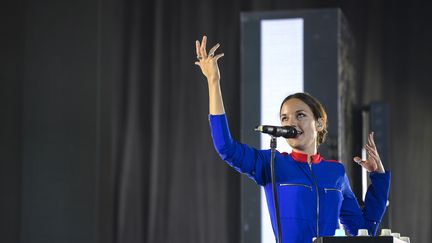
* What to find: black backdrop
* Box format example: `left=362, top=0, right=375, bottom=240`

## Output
left=1, top=0, right=431, bottom=243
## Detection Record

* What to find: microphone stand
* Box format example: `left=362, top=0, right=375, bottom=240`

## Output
left=269, top=136, right=282, bottom=243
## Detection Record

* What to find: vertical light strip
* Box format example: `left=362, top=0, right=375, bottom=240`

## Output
left=260, top=18, right=304, bottom=243
left=361, top=111, right=370, bottom=201
left=362, top=149, right=368, bottom=201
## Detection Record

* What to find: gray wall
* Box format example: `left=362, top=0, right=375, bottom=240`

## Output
left=1, top=0, right=431, bottom=242
left=1, top=0, right=118, bottom=242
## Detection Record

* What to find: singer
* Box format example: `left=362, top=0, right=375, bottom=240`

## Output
left=194, top=36, right=390, bottom=243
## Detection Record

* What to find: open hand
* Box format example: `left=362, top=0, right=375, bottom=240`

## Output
left=353, top=132, right=385, bottom=173
left=195, top=36, right=224, bottom=82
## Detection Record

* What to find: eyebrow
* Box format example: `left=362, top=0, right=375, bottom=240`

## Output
left=280, top=109, right=306, bottom=117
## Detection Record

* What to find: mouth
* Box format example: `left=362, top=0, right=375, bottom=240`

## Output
left=289, top=130, right=303, bottom=139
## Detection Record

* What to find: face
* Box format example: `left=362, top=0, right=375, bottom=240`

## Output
left=280, top=98, right=323, bottom=155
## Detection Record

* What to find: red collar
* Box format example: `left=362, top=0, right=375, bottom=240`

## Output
left=289, top=150, right=322, bottom=164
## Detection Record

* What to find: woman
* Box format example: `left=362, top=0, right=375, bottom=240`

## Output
left=195, top=36, right=390, bottom=243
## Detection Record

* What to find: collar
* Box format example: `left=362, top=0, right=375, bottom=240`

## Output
left=290, top=150, right=322, bottom=164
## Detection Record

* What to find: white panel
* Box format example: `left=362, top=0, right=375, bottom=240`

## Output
left=260, top=18, right=304, bottom=243
left=362, top=148, right=367, bottom=201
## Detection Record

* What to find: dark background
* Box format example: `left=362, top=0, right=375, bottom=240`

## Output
left=1, top=0, right=431, bottom=242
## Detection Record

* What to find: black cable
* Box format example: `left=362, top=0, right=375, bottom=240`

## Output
left=270, top=136, right=282, bottom=243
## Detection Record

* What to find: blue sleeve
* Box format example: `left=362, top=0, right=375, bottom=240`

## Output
left=339, top=171, right=391, bottom=236
left=208, top=114, right=270, bottom=185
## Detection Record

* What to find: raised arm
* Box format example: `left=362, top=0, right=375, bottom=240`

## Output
left=195, top=35, right=225, bottom=115
left=194, top=36, right=270, bottom=185
left=340, top=132, right=391, bottom=235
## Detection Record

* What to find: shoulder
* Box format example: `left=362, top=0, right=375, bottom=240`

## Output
left=279, top=151, right=289, bottom=157
left=277, top=151, right=296, bottom=161
left=320, top=158, right=346, bottom=173
left=323, top=159, right=340, bottom=163
left=321, top=158, right=343, bottom=165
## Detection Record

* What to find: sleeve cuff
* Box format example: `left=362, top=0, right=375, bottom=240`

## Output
left=369, top=170, right=391, bottom=179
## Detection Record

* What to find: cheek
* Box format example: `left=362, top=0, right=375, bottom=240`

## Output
left=303, top=123, right=318, bottom=137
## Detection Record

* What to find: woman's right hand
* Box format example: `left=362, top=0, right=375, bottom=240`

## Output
left=194, top=36, right=226, bottom=115
left=195, top=36, right=224, bottom=83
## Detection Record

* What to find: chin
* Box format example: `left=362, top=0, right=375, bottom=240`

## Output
left=289, top=143, right=304, bottom=151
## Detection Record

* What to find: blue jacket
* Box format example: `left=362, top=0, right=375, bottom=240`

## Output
left=209, top=114, right=391, bottom=243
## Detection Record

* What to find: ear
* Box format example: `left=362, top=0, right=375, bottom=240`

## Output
left=316, top=118, right=324, bottom=132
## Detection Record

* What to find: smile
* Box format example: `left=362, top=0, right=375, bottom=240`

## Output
left=288, top=130, right=303, bottom=139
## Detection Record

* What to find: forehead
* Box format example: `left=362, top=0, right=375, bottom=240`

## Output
left=280, top=98, right=313, bottom=114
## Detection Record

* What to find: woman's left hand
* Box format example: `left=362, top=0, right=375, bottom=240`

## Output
left=353, top=132, right=385, bottom=173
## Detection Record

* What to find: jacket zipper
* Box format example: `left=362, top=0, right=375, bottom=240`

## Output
left=279, top=183, right=313, bottom=191
left=324, top=188, right=342, bottom=193
left=308, top=162, right=319, bottom=237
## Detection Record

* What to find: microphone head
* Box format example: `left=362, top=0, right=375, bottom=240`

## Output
left=254, top=125, right=298, bottom=138
left=282, top=126, right=298, bottom=138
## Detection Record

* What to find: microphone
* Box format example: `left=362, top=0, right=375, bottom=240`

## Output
left=254, top=125, right=298, bottom=138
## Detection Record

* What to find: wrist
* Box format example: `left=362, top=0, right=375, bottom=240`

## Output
left=374, top=164, right=385, bottom=173
left=207, top=76, right=220, bottom=83
left=208, top=80, right=220, bottom=89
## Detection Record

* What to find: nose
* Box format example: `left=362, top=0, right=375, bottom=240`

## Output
left=283, top=116, right=297, bottom=127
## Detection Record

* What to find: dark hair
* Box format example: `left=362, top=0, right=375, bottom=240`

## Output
left=279, top=92, right=328, bottom=146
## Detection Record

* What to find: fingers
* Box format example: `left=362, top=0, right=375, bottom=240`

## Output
left=365, top=143, right=375, bottom=153
left=368, top=131, right=376, bottom=148
left=365, top=138, right=380, bottom=158
left=195, top=36, right=223, bottom=64
left=353, top=156, right=363, bottom=164
left=365, top=131, right=380, bottom=158
left=365, top=145, right=380, bottom=161
left=214, top=53, right=224, bottom=61
left=354, top=132, right=383, bottom=172
left=365, top=148, right=378, bottom=161
left=201, top=36, right=207, bottom=57
left=208, top=43, right=220, bottom=57
left=196, top=36, right=218, bottom=60
left=353, top=156, right=377, bottom=172
left=195, top=40, right=201, bottom=58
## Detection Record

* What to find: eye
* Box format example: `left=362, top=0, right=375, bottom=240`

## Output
left=280, top=116, right=287, bottom=122
left=296, top=113, right=306, bottom=119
